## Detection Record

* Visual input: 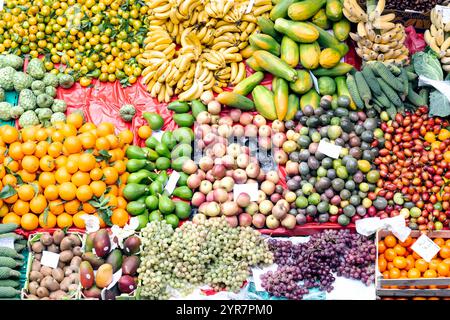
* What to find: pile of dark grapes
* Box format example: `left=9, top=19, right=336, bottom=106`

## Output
left=260, top=230, right=376, bottom=300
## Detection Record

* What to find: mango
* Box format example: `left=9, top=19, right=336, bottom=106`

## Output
left=94, top=229, right=111, bottom=258
left=79, top=261, right=95, bottom=289
left=95, top=263, right=113, bottom=289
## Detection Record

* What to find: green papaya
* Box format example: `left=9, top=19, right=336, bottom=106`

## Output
left=252, top=85, right=277, bottom=120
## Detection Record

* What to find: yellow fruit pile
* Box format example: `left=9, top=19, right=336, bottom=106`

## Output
left=139, top=0, right=273, bottom=102
left=0, top=113, right=134, bottom=231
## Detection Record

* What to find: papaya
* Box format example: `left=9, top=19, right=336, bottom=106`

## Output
left=300, top=89, right=320, bottom=111
left=253, top=50, right=298, bottom=82
left=312, top=62, right=354, bottom=77
left=290, top=70, right=312, bottom=94
left=325, top=0, right=343, bottom=21
left=233, top=72, right=265, bottom=96
left=249, top=34, right=281, bottom=56
left=288, top=0, right=327, bottom=21
left=318, top=76, right=336, bottom=95
left=270, top=0, right=299, bottom=20
left=306, top=22, right=349, bottom=56
left=241, top=45, right=257, bottom=59
left=246, top=56, right=264, bottom=72
left=252, top=85, right=277, bottom=120
left=312, top=9, right=330, bottom=30
left=333, top=18, right=351, bottom=42
left=299, top=42, right=320, bottom=70
left=285, top=94, right=299, bottom=120
left=256, top=17, right=281, bottom=40
left=273, top=78, right=289, bottom=120
left=319, top=48, right=341, bottom=69
left=216, top=92, right=255, bottom=110
left=274, top=18, right=319, bottom=43
left=280, top=36, right=299, bottom=68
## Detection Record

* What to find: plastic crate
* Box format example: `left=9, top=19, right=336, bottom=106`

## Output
left=0, top=91, right=19, bottom=127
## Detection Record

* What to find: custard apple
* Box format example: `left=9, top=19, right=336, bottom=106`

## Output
left=36, top=108, right=52, bottom=122
left=0, top=67, right=16, bottom=91
left=33, top=90, right=45, bottom=97
left=58, top=73, right=75, bottom=89
left=18, top=110, right=39, bottom=128
left=10, top=106, right=24, bottom=119
left=0, top=102, right=13, bottom=121
left=19, top=89, right=37, bottom=110
left=31, top=80, right=45, bottom=92
left=51, top=112, right=66, bottom=125
left=13, top=72, right=33, bottom=92
left=0, top=88, right=4, bottom=102
left=43, top=73, right=58, bottom=87
left=36, top=94, right=54, bottom=108
left=119, top=104, right=136, bottom=122
left=45, top=86, right=57, bottom=98
left=0, top=54, right=23, bottom=70
left=26, top=58, right=46, bottom=80
left=51, top=99, right=67, bottom=113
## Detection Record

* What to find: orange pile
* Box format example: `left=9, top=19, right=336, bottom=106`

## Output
left=0, top=113, right=133, bottom=230
left=378, top=235, right=450, bottom=289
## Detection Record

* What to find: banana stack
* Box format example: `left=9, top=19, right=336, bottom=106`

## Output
left=425, top=6, right=450, bottom=73
left=343, top=0, right=409, bottom=65
left=138, top=0, right=272, bottom=102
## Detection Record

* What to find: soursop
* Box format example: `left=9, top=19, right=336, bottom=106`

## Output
left=36, top=94, right=54, bottom=108
left=18, top=110, right=39, bottom=128
left=0, top=88, right=4, bottom=101
left=0, top=54, right=23, bottom=70
left=0, top=67, right=16, bottom=91
left=10, top=106, right=24, bottom=119
left=13, top=72, right=33, bottom=92
left=31, top=80, right=45, bottom=92
left=45, top=86, right=57, bottom=98
left=51, top=99, right=67, bottom=113
left=58, top=73, right=75, bottom=89
left=43, top=73, right=58, bottom=87
left=26, top=58, right=45, bottom=80
left=50, top=112, right=66, bottom=125
left=19, top=89, right=37, bottom=110
left=0, top=102, right=13, bottom=121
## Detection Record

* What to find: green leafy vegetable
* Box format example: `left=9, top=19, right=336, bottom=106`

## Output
left=429, top=90, right=450, bottom=117
left=412, top=51, right=443, bottom=81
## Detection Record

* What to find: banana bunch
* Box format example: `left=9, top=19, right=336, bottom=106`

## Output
left=425, top=6, right=450, bottom=72
left=140, top=0, right=272, bottom=102
left=344, top=0, right=409, bottom=65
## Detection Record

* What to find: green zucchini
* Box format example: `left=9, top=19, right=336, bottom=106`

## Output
left=0, top=267, right=20, bottom=279
left=0, top=279, right=20, bottom=288
left=0, top=257, right=20, bottom=269
left=0, top=286, right=20, bottom=298
left=0, top=223, right=18, bottom=234
left=0, top=247, right=22, bottom=259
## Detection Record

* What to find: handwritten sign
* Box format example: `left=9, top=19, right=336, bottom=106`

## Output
left=411, top=234, right=441, bottom=262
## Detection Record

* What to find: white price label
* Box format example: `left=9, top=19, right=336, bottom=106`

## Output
left=309, top=71, right=320, bottom=93
left=317, top=140, right=342, bottom=159
left=81, top=214, right=100, bottom=234
left=152, top=130, right=164, bottom=142
left=411, top=234, right=441, bottom=262
left=165, top=171, right=180, bottom=195
left=41, top=251, right=60, bottom=269
left=0, top=237, right=15, bottom=249
left=107, top=269, right=123, bottom=290
left=233, top=183, right=259, bottom=201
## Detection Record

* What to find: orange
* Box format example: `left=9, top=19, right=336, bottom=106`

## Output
left=105, top=194, right=118, bottom=208
left=118, top=129, right=133, bottom=146
left=400, top=270, right=408, bottom=278
left=384, top=235, right=397, bottom=248
left=51, top=130, right=65, bottom=143
left=21, top=126, right=37, bottom=142
left=429, top=259, right=440, bottom=271
left=2, top=213, right=21, bottom=225
left=113, top=160, right=126, bottom=175
left=138, top=125, right=152, bottom=139
left=66, top=112, right=84, bottom=129
left=76, top=185, right=93, bottom=202
left=111, top=208, right=129, bottom=227
left=415, top=259, right=429, bottom=272
left=64, top=199, right=81, bottom=215
left=38, top=212, right=57, bottom=229
left=393, top=256, right=407, bottom=269
left=437, top=262, right=449, bottom=276
left=71, top=171, right=91, bottom=187
left=38, top=172, right=56, bottom=188
left=405, top=255, right=415, bottom=271
left=9, top=142, right=24, bottom=160
left=389, top=267, right=401, bottom=279
left=443, top=258, right=450, bottom=267
left=387, top=262, right=394, bottom=270
left=0, top=166, right=5, bottom=180
left=446, top=240, right=450, bottom=247
left=78, top=153, right=96, bottom=172
left=57, top=212, right=73, bottom=228
left=93, top=212, right=106, bottom=228
left=55, top=155, right=68, bottom=169
left=2, top=174, right=17, bottom=187
left=438, top=128, right=450, bottom=141
left=0, top=204, right=7, bottom=217
left=4, top=158, right=19, bottom=173
left=96, top=122, right=114, bottom=137
left=90, top=180, right=106, bottom=197
left=120, top=172, right=129, bottom=185
left=382, top=271, right=389, bottom=279
left=399, top=236, right=413, bottom=247
left=378, top=241, right=386, bottom=254
left=65, top=159, right=78, bottom=174
left=55, top=167, right=72, bottom=184
left=22, top=155, right=40, bottom=173
left=13, top=199, right=30, bottom=216
left=21, top=141, right=36, bottom=155
left=105, top=134, right=119, bottom=149
left=59, top=182, right=77, bottom=201
left=79, top=122, right=96, bottom=133
left=83, top=202, right=96, bottom=214
left=407, top=268, right=421, bottom=279
left=393, top=244, right=407, bottom=257
left=61, top=124, right=77, bottom=138
left=103, top=167, right=118, bottom=185
left=73, top=211, right=87, bottom=228
left=39, top=155, right=56, bottom=172
left=3, top=193, right=18, bottom=204
left=108, top=185, right=119, bottom=197
left=434, top=238, right=445, bottom=247
left=424, top=132, right=436, bottom=143
left=385, top=248, right=396, bottom=262
left=17, top=184, right=35, bottom=201
left=30, top=195, right=47, bottom=214
left=117, top=196, right=127, bottom=209
left=440, top=246, right=450, bottom=259
left=79, top=132, right=96, bottom=149
left=378, top=258, right=387, bottom=272
left=21, top=213, right=39, bottom=231
left=63, top=136, right=82, bottom=154
left=49, top=200, right=64, bottom=215
left=114, top=148, right=125, bottom=160
left=95, top=137, right=110, bottom=150
left=18, top=170, right=36, bottom=183
left=48, top=142, right=63, bottom=158
left=35, top=128, right=48, bottom=142
left=423, top=269, right=437, bottom=278
left=2, top=126, right=19, bottom=144
left=44, top=185, right=59, bottom=201
left=89, top=168, right=103, bottom=181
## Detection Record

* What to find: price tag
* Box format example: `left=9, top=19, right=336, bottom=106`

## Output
left=317, top=140, right=342, bottom=159
left=233, top=183, right=258, bottom=201
left=0, top=0, right=4, bottom=11
left=309, top=71, right=320, bottom=93
left=436, top=5, right=450, bottom=23
left=152, top=130, right=164, bottom=142
left=41, top=251, right=60, bottom=269
left=126, top=217, right=140, bottom=231
left=0, top=237, right=15, bottom=249
left=81, top=214, right=100, bottom=234
left=411, top=234, right=441, bottom=262
left=164, top=171, right=180, bottom=195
